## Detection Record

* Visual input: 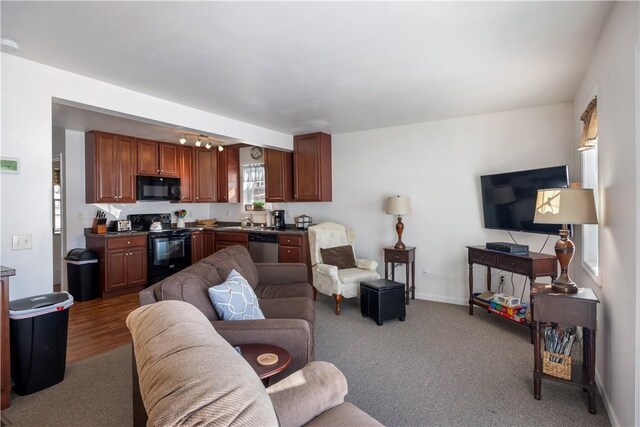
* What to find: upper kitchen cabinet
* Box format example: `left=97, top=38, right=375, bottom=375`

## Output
left=136, top=139, right=179, bottom=177
left=194, top=148, right=217, bottom=203
left=177, top=145, right=194, bottom=203
left=293, top=132, right=332, bottom=202
left=85, top=131, right=137, bottom=203
left=265, top=148, right=293, bottom=202
left=217, top=147, right=240, bottom=203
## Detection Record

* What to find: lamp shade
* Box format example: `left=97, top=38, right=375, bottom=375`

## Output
left=534, top=188, right=598, bottom=225
left=385, top=196, right=412, bottom=216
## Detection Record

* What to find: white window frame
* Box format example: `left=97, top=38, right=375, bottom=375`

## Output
left=581, top=142, right=599, bottom=283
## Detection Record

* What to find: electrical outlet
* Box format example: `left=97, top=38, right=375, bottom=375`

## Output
left=422, top=267, right=429, bottom=276
left=12, top=234, right=32, bottom=250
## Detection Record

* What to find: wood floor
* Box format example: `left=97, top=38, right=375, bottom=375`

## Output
left=66, top=292, right=140, bottom=365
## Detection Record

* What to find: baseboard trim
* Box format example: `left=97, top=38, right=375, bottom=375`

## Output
left=596, top=371, right=619, bottom=426
left=413, top=292, right=467, bottom=306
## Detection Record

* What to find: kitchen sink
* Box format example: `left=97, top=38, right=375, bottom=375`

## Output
left=218, top=226, right=276, bottom=232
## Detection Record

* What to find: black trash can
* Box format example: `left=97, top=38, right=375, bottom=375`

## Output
left=65, top=249, right=98, bottom=301
left=9, top=292, right=74, bottom=395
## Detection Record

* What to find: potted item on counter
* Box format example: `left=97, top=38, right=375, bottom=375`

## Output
left=175, top=210, right=187, bottom=228
left=295, top=214, right=312, bottom=229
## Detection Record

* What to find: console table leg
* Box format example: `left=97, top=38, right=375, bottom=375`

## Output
left=533, top=321, right=542, bottom=400
left=405, top=262, right=411, bottom=305
left=468, top=263, right=474, bottom=315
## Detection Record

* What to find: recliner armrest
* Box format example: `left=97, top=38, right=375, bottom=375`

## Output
left=316, top=263, right=338, bottom=277
left=257, top=263, right=308, bottom=285
left=267, top=361, right=347, bottom=427
left=355, top=258, right=378, bottom=271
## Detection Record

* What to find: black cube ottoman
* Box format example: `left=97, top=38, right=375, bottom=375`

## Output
left=360, top=279, right=406, bottom=326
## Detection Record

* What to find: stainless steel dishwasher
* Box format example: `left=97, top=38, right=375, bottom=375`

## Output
left=248, top=233, right=279, bottom=263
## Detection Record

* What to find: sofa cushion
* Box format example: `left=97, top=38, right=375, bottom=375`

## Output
left=209, top=270, right=265, bottom=320
left=260, top=297, right=315, bottom=325
left=255, top=282, right=314, bottom=300
left=320, top=245, right=356, bottom=269
left=153, top=271, right=220, bottom=321
left=180, top=261, right=224, bottom=285
left=202, top=245, right=259, bottom=288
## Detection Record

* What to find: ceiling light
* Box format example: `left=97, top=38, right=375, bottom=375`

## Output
left=205, top=138, right=212, bottom=150
left=179, top=135, right=187, bottom=144
left=1, top=38, right=20, bottom=53
left=195, top=136, right=202, bottom=147
left=217, top=141, right=224, bottom=152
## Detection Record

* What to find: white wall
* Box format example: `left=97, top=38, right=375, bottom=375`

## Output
left=277, top=103, right=574, bottom=304
left=570, top=2, right=639, bottom=425
left=1, top=54, right=291, bottom=300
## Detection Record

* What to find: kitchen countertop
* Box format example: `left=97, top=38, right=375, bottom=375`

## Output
left=84, top=224, right=309, bottom=238
left=0, top=266, right=16, bottom=278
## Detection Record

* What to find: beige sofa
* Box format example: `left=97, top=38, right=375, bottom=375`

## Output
left=139, top=245, right=315, bottom=376
left=127, top=300, right=383, bottom=426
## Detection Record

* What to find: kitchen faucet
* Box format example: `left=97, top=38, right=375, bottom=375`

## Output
left=241, top=215, right=254, bottom=228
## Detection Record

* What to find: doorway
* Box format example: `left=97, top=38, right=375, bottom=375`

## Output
left=52, top=154, right=65, bottom=292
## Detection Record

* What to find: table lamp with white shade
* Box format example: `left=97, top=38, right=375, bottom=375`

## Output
left=533, top=188, right=598, bottom=293
left=385, top=195, right=412, bottom=249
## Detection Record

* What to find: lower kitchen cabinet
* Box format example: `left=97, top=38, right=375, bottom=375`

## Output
left=203, top=230, right=216, bottom=257
left=86, top=235, right=148, bottom=298
left=278, top=233, right=312, bottom=282
left=214, top=232, right=248, bottom=252
left=191, top=230, right=204, bottom=264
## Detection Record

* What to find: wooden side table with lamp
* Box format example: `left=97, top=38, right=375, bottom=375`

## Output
left=384, top=195, right=416, bottom=304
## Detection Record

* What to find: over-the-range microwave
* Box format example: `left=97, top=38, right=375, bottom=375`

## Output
left=136, top=176, right=181, bottom=201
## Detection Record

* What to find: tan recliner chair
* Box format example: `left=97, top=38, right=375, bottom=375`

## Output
left=127, top=300, right=383, bottom=427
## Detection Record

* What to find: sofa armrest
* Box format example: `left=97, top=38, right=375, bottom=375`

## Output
left=256, top=263, right=308, bottom=285
left=355, top=258, right=378, bottom=272
left=316, top=263, right=339, bottom=277
left=267, top=361, right=348, bottom=427
left=213, top=318, right=314, bottom=375
left=138, top=284, right=158, bottom=306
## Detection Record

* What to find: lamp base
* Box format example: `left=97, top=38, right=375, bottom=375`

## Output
left=394, top=242, right=406, bottom=250
left=394, top=216, right=406, bottom=250
left=551, top=276, right=579, bottom=293
left=552, top=225, right=578, bottom=294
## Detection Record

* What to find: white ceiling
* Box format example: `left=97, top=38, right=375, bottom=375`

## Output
left=2, top=1, right=611, bottom=140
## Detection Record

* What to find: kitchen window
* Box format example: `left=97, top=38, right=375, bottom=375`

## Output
left=242, top=163, right=265, bottom=210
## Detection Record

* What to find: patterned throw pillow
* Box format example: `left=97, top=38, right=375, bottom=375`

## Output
left=208, top=269, right=265, bottom=320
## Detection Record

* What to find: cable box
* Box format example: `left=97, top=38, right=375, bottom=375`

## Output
left=485, top=242, right=529, bottom=254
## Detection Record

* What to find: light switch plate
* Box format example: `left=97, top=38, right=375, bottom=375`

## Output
left=12, top=234, right=32, bottom=250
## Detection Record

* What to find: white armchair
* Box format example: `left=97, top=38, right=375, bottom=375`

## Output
left=308, top=222, right=380, bottom=315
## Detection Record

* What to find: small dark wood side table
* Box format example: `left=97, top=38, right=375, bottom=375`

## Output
left=533, top=285, right=600, bottom=414
left=237, top=344, right=291, bottom=386
left=384, top=246, right=416, bottom=305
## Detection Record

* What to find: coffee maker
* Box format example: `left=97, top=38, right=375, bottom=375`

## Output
left=271, top=210, right=286, bottom=229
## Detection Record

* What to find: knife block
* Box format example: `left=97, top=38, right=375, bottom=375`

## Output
left=92, top=219, right=107, bottom=234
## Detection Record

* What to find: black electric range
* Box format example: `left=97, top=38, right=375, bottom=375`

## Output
left=127, top=213, right=192, bottom=285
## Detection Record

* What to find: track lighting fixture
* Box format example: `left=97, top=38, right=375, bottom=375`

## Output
left=205, top=138, right=212, bottom=150
left=179, top=135, right=187, bottom=144
left=217, top=141, right=224, bottom=152
left=177, top=133, right=225, bottom=150
left=195, top=136, right=202, bottom=147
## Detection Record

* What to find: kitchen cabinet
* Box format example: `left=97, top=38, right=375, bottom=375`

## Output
left=203, top=230, right=216, bottom=257
left=191, top=230, right=203, bottom=264
left=86, top=235, right=148, bottom=298
left=214, top=232, right=248, bottom=252
left=178, top=145, right=194, bottom=202
left=136, top=139, right=179, bottom=177
left=293, top=132, right=332, bottom=202
left=217, top=147, right=240, bottom=203
left=194, top=148, right=217, bottom=203
left=85, top=131, right=137, bottom=203
left=265, top=148, right=293, bottom=202
left=278, top=233, right=312, bottom=282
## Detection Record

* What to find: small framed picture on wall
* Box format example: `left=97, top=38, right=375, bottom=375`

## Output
left=0, top=157, right=19, bottom=174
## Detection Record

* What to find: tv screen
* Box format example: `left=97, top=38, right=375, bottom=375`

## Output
left=480, top=165, right=569, bottom=235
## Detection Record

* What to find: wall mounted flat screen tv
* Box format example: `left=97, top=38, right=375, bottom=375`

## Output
left=480, top=165, right=569, bottom=235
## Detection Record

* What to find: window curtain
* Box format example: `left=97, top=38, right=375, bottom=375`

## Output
left=242, top=163, right=264, bottom=182
left=578, top=97, right=598, bottom=151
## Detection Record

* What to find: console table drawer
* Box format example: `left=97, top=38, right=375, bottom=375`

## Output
left=385, top=249, right=412, bottom=263
left=468, top=249, right=497, bottom=266
left=497, top=256, right=531, bottom=275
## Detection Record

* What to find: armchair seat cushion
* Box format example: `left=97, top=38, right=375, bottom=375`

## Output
left=337, top=268, right=381, bottom=285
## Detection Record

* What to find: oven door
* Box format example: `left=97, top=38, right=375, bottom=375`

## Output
left=148, top=230, right=192, bottom=284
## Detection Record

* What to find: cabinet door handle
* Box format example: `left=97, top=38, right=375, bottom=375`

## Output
left=157, top=169, right=160, bottom=173
left=393, top=255, right=400, bottom=260
left=127, top=241, right=131, bottom=245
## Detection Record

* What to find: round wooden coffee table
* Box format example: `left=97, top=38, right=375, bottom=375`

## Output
left=237, top=344, right=291, bottom=386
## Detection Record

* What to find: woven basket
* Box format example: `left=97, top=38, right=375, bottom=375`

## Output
left=196, top=219, right=217, bottom=226
left=543, top=351, right=571, bottom=380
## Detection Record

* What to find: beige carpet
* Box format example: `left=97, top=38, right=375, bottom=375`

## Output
left=1, top=345, right=132, bottom=427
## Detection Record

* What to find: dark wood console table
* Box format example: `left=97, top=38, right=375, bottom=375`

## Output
left=467, top=246, right=557, bottom=335
left=384, top=247, right=416, bottom=305
left=533, top=285, right=599, bottom=414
